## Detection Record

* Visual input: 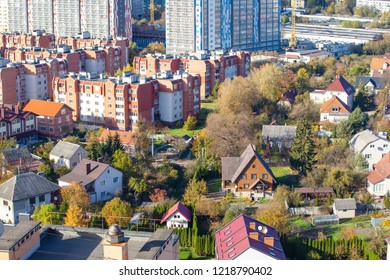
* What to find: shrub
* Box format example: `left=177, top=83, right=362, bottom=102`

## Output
left=183, top=116, right=197, bottom=131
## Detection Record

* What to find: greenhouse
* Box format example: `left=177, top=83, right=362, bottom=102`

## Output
left=312, top=214, right=339, bottom=227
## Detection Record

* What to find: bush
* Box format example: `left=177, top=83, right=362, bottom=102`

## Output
left=319, top=205, right=332, bottom=215
left=183, top=116, right=197, bottom=131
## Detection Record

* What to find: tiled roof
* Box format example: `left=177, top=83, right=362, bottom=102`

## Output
left=50, top=140, right=85, bottom=160
left=334, top=198, right=356, bottom=211
left=349, top=129, right=389, bottom=153
left=326, top=76, right=355, bottom=96
left=262, top=125, right=297, bottom=140
left=370, top=57, right=390, bottom=71
left=0, top=172, right=60, bottom=202
left=320, top=96, right=351, bottom=113
left=215, top=214, right=286, bottom=260
left=58, top=159, right=111, bottom=186
left=367, top=152, right=390, bottom=184
left=160, top=201, right=192, bottom=224
left=355, top=76, right=385, bottom=90
left=99, top=129, right=137, bottom=146
left=23, top=100, right=73, bottom=118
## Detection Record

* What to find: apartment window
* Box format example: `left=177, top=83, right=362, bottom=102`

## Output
left=384, top=144, right=388, bottom=148
left=100, top=180, right=106, bottom=186
left=113, top=177, right=119, bottom=183
left=49, top=128, right=54, bottom=133
left=61, top=108, right=66, bottom=115
left=370, top=144, right=375, bottom=148
left=244, top=184, right=249, bottom=189
left=29, top=197, right=36, bottom=205
left=251, top=174, right=257, bottom=179
left=374, top=183, right=384, bottom=193
left=86, top=86, right=91, bottom=90
left=39, top=195, right=45, bottom=203
left=241, top=174, right=247, bottom=179
left=262, top=174, right=268, bottom=179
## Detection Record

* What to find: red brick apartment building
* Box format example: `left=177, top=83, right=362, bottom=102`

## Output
left=133, top=50, right=250, bottom=98
left=23, top=100, right=73, bottom=138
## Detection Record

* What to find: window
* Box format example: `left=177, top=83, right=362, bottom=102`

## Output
left=29, top=197, right=36, bottom=205
left=244, top=184, right=249, bottom=189
left=39, top=195, right=45, bottom=203
left=241, top=174, right=247, bottom=179
left=251, top=174, right=257, bottom=179
left=384, top=144, right=388, bottom=148
left=71, top=162, right=77, bottom=168
left=61, top=108, right=66, bottom=115
left=370, top=144, right=375, bottom=148
left=365, top=154, right=372, bottom=159
left=262, top=174, right=268, bottom=179
left=113, top=177, right=119, bottom=183
left=3, top=200, right=8, bottom=206
left=252, top=164, right=256, bottom=168
left=100, top=180, right=105, bottom=186
left=374, top=183, right=384, bottom=193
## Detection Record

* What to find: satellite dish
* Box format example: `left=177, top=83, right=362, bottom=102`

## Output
left=262, top=227, right=268, bottom=234
left=257, top=225, right=263, bottom=231
left=54, top=196, right=58, bottom=201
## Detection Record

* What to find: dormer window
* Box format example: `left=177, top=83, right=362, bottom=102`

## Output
left=332, top=107, right=339, bottom=112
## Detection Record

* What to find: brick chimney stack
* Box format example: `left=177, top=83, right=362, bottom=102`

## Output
left=86, top=162, right=91, bottom=174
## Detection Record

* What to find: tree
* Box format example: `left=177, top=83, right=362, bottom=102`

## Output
left=281, top=14, right=290, bottom=24
left=112, top=132, right=125, bottom=152
left=149, top=188, right=168, bottom=202
left=55, top=165, right=71, bottom=177
left=297, top=68, right=309, bottom=93
left=60, top=182, right=90, bottom=212
left=128, top=42, right=140, bottom=65
left=255, top=202, right=289, bottom=234
left=63, top=135, right=80, bottom=144
left=289, top=120, right=317, bottom=176
left=324, top=167, right=352, bottom=198
left=0, top=136, right=17, bottom=151
left=38, top=162, right=53, bottom=177
left=183, top=115, right=197, bottom=131
left=35, top=141, right=55, bottom=160
left=33, top=203, right=61, bottom=225
left=101, top=197, right=133, bottom=227
left=112, top=149, right=134, bottom=185
left=211, top=80, right=221, bottom=100
left=142, top=42, right=166, bottom=54
left=183, top=179, right=207, bottom=207
left=64, top=205, right=84, bottom=227
left=384, top=191, right=390, bottom=209
left=128, top=177, right=148, bottom=203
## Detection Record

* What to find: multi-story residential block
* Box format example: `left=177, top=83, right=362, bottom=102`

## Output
left=23, top=63, right=49, bottom=101
left=356, top=0, right=390, bottom=13
left=0, top=2, right=8, bottom=32
left=0, top=30, right=56, bottom=54
left=0, top=105, right=38, bottom=146
left=23, top=100, right=74, bottom=138
left=166, top=0, right=280, bottom=54
left=133, top=50, right=250, bottom=98
left=2, top=0, right=132, bottom=39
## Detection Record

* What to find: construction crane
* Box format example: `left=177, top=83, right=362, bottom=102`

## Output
left=289, top=0, right=297, bottom=48
left=150, top=0, right=155, bottom=24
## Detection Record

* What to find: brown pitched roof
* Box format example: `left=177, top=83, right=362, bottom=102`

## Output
left=23, top=100, right=73, bottom=118
left=320, top=96, right=352, bottom=113
left=326, top=76, right=355, bottom=95
left=367, top=152, right=390, bottom=184
left=58, top=159, right=110, bottom=186
left=370, top=57, right=390, bottom=71
left=99, top=129, right=137, bottom=146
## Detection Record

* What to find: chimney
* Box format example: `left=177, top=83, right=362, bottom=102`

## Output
left=0, top=107, right=4, bottom=118
left=249, top=222, right=256, bottom=230
left=249, top=231, right=259, bottom=241
left=14, top=105, right=19, bottom=115
left=86, top=162, right=91, bottom=174
left=264, top=237, right=274, bottom=247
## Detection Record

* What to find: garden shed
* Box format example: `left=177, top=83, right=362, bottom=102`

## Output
left=312, top=214, right=339, bottom=227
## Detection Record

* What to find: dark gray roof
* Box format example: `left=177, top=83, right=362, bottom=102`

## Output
left=0, top=221, right=41, bottom=251
left=50, top=140, right=85, bottom=160
left=262, top=125, right=297, bottom=140
left=58, top=159, right=111, bottom=186
left=0, top=172, right=60, bottom=202
left=355, top=76, right=386, bottom=90
left=334, top=198, right=357, bottom=211
left=222, top=144, right=276, bottom=183
left=136, top=229, right=174, bottom=260
left=1, top=147, right=32, bottom=163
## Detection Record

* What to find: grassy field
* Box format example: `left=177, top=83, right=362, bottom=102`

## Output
left=201, top=101, right=219, bottom=111
left=270, top=166, right=300, bottom=187
left=289, top=217, right=312, bottom=231
left=179, top=247, right=214, bottom=260
left=207, top=179, right=222, bottom=193
left=166, top=127, right=203, bottom=137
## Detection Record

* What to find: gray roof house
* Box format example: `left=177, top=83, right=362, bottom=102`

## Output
left=355, top=76, right=386, bottom=94
left=0, top=173, right=60, bottom=224
left=49, top=140, right=87, bottom=169
left=349, top=129, right=390, bottom=170
left=262, top=125, right=297, bottom=151
left=333, top=198, right=357, bottom=219
left=0, top=147, right=43, bottom=173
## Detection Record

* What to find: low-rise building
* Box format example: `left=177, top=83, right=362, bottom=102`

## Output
left=160, top=202, right=192, bottom=229
left=350, top=129, right=390, bottom=170
left=355, top=76, right=386, bottom=95
left=0, top=147, right=42, bottom=174
left=262, top=125, right=297, bottom=152
left=320, top=96, right=351, bottom=124
left=367, top=152, right=390, bottom=196
left=58, top=159, right=123, bottom=203
left=99, top=129, right=138, bottom=155
left=221, top=144, right=276, bottom=199
left=23, top=100, right=73, bottom=138
left=49, top=141, right=87, bottom=170
left=136, top=229, right=179, bottom=260
left=0, top=173, right=60, bottom=224
left=356, top=0, right=390, bottom=13
left=333, top=198, right=357, bottom=219
left=370, top=53, right=390, bottom=77
left=215, top=214, right=286, bottom=260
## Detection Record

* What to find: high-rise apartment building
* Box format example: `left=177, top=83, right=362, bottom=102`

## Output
left=3, top=0, right=132, bottom=39
left=0, top=1, right=9, bottom=32
left=166, top=0, right=281, bottom=54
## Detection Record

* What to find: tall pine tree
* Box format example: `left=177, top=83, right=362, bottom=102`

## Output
left=289, top=119, right=317, bottom=176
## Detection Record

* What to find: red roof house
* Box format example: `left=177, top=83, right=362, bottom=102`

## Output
left=215, top=214, right=286, bottom=260
left=367, top=152, right=390, bottom=196
left=160, top=201, right=192, bottom=229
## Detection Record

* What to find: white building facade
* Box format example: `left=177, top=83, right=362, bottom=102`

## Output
left=356, top=0, right=390, bottom=13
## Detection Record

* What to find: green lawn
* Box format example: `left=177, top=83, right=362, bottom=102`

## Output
left=289, top=217, right=312, bottom=231
left=179, top=247, right=214, bottom=260
left=271, top=166, right=299, bottom=187
left=271, top=166, right=293, bottom=178
left=201, top=101, right=219, bottom=111
left=166, top=127, right=203, bottom=137
left=207, top=179, right=222, bottom=193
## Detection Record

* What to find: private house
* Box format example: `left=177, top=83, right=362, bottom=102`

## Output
left=370, top=53, right=390, bottom=77
left=136, top=229, right=179, bottom=260
left=215, top=214, right=286, bottom=260
left=0, top=173, right=60, bottom=224
left=58, top=159, right=123, bottom=203
left=262, top=125, right=297, bottom=152
left=0, top=221, right=41, bottom=260
left=23, top=100, right=74, bottom=138
left=367, top=152, right=390, bottom=196
left=0, top=105, right=38, bottom=146
left=0, top=147, right=42, bottom=174
left=319, top=96, right=351, bottom=124
left=333, top=198, right=357, bottom=219
left=355, top=76, right=386, bottom=95
left=160, top=201, right=192, bottom=229
left=49, top=140, right=87, bottom=169
left=349, top=129, right=390, bottom=170
left=221, top=144, right=276, bottom=199
left=277, top=89, right=297, bottom=110
left=99, top=129, right=138, bottom=156
left=310, top=76, right=355, bottom=111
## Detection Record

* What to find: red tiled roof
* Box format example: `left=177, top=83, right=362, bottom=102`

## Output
left=326, top=76, right=355, bottom=96
left=160, top=202, right=192, bottom=224
left=215, top=214, right=286, bottom=260
left=23, top=100, right=73, bottom=118
left=367, top=152, right=390, bottom=184
left=99, top=129, right=137, bottom=146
